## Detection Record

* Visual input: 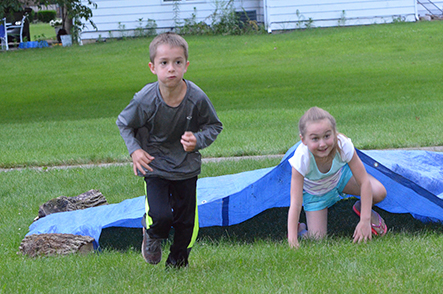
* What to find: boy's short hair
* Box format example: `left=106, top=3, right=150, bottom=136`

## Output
left=149, top=32, right=189, bottom=63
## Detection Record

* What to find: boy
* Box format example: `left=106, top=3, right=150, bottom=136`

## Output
left=116, top=32, right=223, bottom=268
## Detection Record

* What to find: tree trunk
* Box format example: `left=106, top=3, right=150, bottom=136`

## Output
left=64, top=16, right=73, bottom=34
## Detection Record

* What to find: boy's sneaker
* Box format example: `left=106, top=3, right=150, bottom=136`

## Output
left=165, top=256, right=189, bottom=269
left=141, top=228, right=162, bottom=264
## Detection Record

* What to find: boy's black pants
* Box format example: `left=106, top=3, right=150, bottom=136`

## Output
left=143, top=176, right=198, bottom=266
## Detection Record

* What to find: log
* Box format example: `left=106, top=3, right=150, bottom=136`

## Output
left=18, top=233, right=94, bottom=257
left=20, top=190, right=107, bottom=257
left=35, top=189, right=108, bottom=221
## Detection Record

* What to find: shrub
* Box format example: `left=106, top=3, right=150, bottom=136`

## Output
left=37, top=10, right=56, bottom=23
left=177, top=5, right=265, bottom=36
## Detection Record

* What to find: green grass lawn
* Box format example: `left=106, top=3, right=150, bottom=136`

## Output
left=29, top=22, right=57, bottom=41
left=2, top=159, right=443, bottom=293
left=1, top=21, right=443, bottom=293
left=1, top=21, right=442, bottom=168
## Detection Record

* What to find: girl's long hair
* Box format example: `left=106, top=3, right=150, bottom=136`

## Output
left=298, top=107, right=343, bottom=160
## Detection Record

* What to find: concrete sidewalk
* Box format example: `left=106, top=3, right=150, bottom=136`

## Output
left=1, top=146, right=442, bottom=173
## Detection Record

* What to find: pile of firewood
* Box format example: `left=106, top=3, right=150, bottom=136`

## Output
left=18, top=189, right=108, bottom=257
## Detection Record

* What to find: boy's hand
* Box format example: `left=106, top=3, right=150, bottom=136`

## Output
left=131, top=149, right=155, bottom=176
left=181, top=131, right=197, bottom=152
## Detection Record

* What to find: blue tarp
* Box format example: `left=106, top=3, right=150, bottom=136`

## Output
left=27, top=143, right=443, bottom=249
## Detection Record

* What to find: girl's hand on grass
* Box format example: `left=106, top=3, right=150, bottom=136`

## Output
left=288, top=237, right=300, bottom=249
left=131, top=149, right=155, bottom=175
left=353, top=220, right=372, bottom=243
left=181, top=131, right=197, bottom=152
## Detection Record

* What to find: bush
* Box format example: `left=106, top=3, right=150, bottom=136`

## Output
left=37, top=10, right=56, bottom=23
left=177, top=6, right=265, bottom=36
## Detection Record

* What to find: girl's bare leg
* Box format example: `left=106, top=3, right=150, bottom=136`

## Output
left=305, top=208, right=328, bottom=239
left=343, top=174, right=387, bottom=204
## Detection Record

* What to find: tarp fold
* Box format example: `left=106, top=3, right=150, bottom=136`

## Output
left=27, top=143, right=443, bottom=248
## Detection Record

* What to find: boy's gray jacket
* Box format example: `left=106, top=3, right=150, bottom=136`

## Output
left=116, top=80, right=223, bottom=180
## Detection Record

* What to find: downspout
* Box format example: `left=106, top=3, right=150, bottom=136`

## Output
left=264, top=0, right=271, bottom=33
left=414, top=0, right=418, bottom=20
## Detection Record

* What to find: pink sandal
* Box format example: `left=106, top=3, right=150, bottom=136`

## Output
left=298, top=222, right=308, bottom=237
left=352, top=201, right=387, bottom=236
left=288, top=223, right=308, bottom=239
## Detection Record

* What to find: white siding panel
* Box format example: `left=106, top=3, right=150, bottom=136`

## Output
left=266, top=0, right=417, bottom=32
left=271, top=7, right=415, bottom=20
left=269, top=0, right=413, bottom=14
left=81, top=0, right=263, bottom=40
left=80, top=0, right=419, bottom=39
left=417, top=0, right=443, bottom=16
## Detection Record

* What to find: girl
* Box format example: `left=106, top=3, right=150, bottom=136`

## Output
left=287, top=107, right=387, bottom=248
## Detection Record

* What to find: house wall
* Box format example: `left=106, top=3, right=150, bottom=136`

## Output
left=80, top=0, right=263, bottom=40
left=80, top=0, right=429, bottom=40
left=417, top=0, right=443, bottom=17
left=265, top=0, right=417, bottom=33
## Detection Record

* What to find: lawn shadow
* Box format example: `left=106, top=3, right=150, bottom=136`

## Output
left=99, top=198, right=443, bottom=251
left=200, top=198, right=443, bottom=243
